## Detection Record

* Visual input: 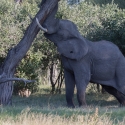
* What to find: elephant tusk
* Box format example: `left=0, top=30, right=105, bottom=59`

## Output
left=36, top=18, right=48, bottom=32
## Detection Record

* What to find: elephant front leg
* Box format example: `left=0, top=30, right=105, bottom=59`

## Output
left=75, top=72, right=90, bottom=107
left=64, top=70, right=75, bottom=108
left=76, top=83, right=88, bottom=107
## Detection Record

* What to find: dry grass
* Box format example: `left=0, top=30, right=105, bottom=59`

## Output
left=0, top=108, right=108, bottom=125
left=1, top=107, right=125, bottom=125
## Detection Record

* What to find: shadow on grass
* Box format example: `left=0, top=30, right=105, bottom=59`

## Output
left=12, top=89, right=119, bottom=109
left=86, top=92, right=118, bottom=107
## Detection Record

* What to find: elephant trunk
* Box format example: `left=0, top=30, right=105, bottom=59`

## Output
left=37, top=0, right=59, bottom=34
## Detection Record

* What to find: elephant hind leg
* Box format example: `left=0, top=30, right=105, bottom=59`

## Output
left=102, top=85, right=125, bottom=106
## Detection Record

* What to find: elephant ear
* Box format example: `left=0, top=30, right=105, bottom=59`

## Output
left=57, top=38, right=88, bottom=60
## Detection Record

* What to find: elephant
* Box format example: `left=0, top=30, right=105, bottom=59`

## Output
left=37, top=0, right=125, bottom=107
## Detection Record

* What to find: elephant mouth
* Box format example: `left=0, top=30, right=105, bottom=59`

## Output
left=70, top=51, right=73, bottom=53
left=36, top=18, right=48, bottom=32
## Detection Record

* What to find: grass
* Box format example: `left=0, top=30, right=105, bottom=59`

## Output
left=0, top=85, right=125, bottom=125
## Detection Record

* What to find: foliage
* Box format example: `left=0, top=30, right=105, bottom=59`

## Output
left=67, top=0, right=84, bottom=5
left=84, top=0, right=125, bottom=9
left=67, top=0, right=125, bottom=8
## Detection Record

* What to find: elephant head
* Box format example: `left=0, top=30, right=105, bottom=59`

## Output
left=36, top=18, right=88, bottom=60
left=37, top=0, right=88, bottom=60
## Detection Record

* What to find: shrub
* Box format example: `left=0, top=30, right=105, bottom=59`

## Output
left=1, top=0, right=125, bottom=93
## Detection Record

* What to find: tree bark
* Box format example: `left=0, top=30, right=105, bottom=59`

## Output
left=0, top=0, right=60, bottom=105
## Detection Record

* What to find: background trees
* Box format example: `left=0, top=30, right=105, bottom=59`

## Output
left=0, top=0, right=125, bottom=95
left=67, top=0, right=83, bottom=5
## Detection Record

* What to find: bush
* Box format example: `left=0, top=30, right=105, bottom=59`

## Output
left=84, top=0, right=125, bottom=9
left=1, top=0, right=125, bottom=93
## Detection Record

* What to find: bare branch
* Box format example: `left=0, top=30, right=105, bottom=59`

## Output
left=0, top=77, right=35, bottom=84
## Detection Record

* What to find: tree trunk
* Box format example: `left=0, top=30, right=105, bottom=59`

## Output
left=0, top=0, right=60, bottom=106
left=49, top=61, right=59, bottom=93
left=50, top=62, right=55, bottom=93
left=0, top=82, right=13, bottom=105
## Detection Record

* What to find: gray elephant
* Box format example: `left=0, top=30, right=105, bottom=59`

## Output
left=37, top=0, right=125, bottom=107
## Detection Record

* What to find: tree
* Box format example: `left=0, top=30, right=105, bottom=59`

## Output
left=0, top=0, right=60, bottom=106
left=67, top=0, right=83, bottom=5
left=15, top=0, right=22, bottom=4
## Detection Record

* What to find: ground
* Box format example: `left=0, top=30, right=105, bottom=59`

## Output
left=0, top=85, right=125, bottom=125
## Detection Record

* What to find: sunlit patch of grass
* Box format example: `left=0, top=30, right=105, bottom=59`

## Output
left=0, top=108, right=116, bottom=125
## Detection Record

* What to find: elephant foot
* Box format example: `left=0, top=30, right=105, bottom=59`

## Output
left=119, top=101, right=125, bottom=107
left=116, top=94, right=125, bottom=107
left=119, top=104, right=125, bottom=107
left=79, top=104, right=87, bottom=108
left=67, top=104, right=75, bottom=108
left=78, top=101, right=87, bottom=108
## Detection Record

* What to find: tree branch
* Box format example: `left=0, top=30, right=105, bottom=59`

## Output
left=0, top=73, right=35, bottom=84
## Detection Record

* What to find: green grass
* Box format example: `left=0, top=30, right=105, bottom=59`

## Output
left=0, top=85, right=125, bottom=125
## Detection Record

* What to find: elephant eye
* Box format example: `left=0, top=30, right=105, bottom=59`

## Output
left=70, top=51, right=73, bottom=53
